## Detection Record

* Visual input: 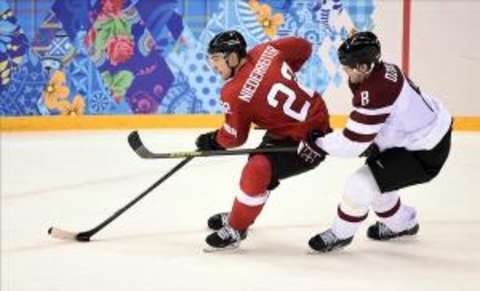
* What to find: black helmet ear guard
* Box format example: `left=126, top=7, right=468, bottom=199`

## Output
left=338, top=31, right=381, bottom=67
left=208, top=30, right=247, bottom=58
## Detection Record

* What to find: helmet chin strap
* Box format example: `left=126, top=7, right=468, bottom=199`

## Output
left=224, top=54, right=239, bottom=79
left=365, top=62, right=376, bottom=74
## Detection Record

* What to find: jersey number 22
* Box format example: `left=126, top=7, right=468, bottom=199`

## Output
left=267, top=62, right=314, bottom=122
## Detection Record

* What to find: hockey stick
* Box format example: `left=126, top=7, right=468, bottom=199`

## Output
left=128, top=130, right=297, bottom=159
left=48, top=156, right=193, bottom=242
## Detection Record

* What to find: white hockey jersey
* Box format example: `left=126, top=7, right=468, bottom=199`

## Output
left=317, top=62, right=452, bottom=157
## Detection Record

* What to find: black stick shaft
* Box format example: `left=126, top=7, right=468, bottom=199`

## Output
left=128, top=130, right=297, bottom=159
left=78, top=157, right=193, bottom=239
left=140, top=147, right=297, bottom=159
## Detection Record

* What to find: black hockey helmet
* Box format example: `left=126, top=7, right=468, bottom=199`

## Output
left=208, top=30, right=247, bottom=58
left=338, top=31, right=381, bottom=67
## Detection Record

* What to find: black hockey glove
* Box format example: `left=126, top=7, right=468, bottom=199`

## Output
left=360, top=143, right=380, bottom=160
left=195, top=130, right=225, bottom=151
left=297, top=130, right=327, bottom=165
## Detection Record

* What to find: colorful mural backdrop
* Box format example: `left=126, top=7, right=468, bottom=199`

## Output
left=0, top=0, right=374, bottom=116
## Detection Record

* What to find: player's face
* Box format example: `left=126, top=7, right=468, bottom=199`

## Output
left=343, top=65, right=363, bottom=83
left=207, top=53, right=232, bottom=80
left=342, top=65, right=368, bottom=84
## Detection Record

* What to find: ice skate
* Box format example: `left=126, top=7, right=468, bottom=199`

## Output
left=207, top=212, right=230, bottom=230
left=308, top=229, right=353, bottom=253
left=204, top=224, right=247, bottom=252
left=207, top=212, right=247, bottom=240
left=367, top=221, right=419, bottom=241
left=369, top=205, right=419, bottom=240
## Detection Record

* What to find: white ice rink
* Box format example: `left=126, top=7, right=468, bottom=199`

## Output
left=1, top=129, right=479, bottom=291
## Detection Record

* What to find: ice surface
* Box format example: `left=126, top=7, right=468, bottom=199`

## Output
left=1, top=129, right=479, bottom=291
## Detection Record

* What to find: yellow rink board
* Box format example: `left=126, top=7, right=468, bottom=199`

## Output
left=0, top=115, right=479, bottom=132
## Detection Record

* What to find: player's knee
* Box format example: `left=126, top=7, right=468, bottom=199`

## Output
left=343, top=166, right=380, bottom=210
left=240, top=154, right=272, bottom=195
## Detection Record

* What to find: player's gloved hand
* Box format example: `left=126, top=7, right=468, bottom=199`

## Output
left=360, top=143, right=380, bottom=159
left=297, top=130, right=327, bottom=165
left=195, top=130, right=225, bottom=151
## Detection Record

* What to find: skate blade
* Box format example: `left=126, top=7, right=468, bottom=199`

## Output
left=307, top=244, right=349, bottom=254
left=307, top=249, right=339, bottom=255
left=202, top=243, right=240, bottom=253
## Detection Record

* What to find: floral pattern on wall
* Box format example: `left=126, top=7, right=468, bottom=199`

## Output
left=1, top=0, right=375, bottom=116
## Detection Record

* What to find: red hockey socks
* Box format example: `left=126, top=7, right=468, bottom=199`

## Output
left=228, top=155, right=272, bottom=230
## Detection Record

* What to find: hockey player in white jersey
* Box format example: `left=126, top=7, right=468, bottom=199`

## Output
left=297, top=31, right=452, bottom=252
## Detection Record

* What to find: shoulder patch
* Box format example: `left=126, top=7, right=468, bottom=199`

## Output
left=383, top=63, right=399, bottom=83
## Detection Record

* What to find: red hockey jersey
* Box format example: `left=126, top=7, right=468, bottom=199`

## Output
left=215, top=37, right=330, bottom=148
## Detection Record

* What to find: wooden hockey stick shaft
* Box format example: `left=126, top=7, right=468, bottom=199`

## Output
left=48, top=156, right=193, bottom=242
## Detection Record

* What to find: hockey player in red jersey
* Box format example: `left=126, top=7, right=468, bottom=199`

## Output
left=196, top=31, right=330, bottom=250
left=297, top=31, right=452, bottom=252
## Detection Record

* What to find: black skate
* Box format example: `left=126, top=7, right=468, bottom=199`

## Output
left=367, top=221, right=419, bottom=241
left=207, top=212, right=247, bottom=240
left=308, top=229, right=353, bottom=253
left=204, top=224, right=247, bottom=252
left=207, top=212, right=230, bottom=230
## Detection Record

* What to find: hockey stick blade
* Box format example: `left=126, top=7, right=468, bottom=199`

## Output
left=128, top=130, right=190, bottom=159
left=47, top=157, right=193, bottom=243
left=48, top=227, right=91, bottom=242
left=127, top=130, right=174, bottom=159
left=127, top=130, right=150, bottom=154
left=128, top=130, right=297, bottom=159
